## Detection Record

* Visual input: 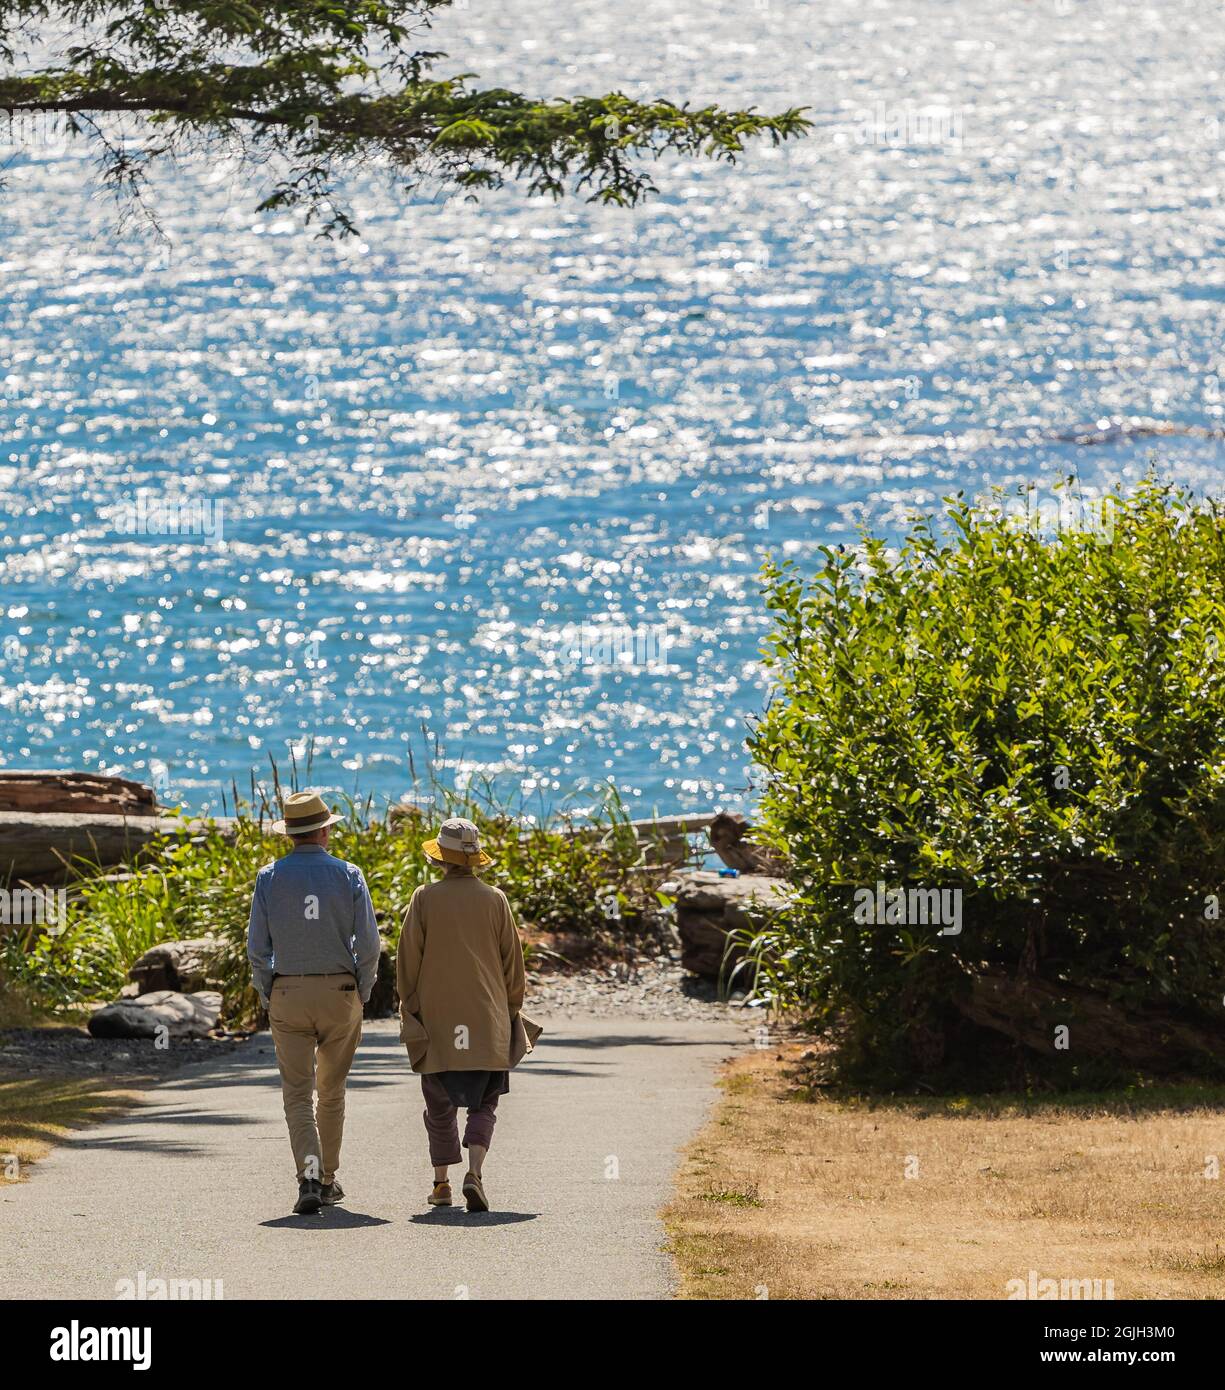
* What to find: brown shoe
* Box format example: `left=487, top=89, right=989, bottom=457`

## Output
left=428, top=1181, right=452, bottom=1207
left=462, top=1171, right=489, bottom=1213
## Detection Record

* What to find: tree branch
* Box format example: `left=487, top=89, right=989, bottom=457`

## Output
left=0, top=3, right=810, bottom=234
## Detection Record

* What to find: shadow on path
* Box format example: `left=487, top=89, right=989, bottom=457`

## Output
left=260, top=1208, right=391, bottom=1231
left=61, top=1135, right=212, bottom=1157
left=408, top=1209, right=538, bottom=1227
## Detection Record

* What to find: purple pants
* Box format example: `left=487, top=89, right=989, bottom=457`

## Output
left=421, top=1074, right=500, bottom=1166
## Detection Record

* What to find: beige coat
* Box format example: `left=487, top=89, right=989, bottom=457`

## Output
left=396, top=868, right=526, bottom=1073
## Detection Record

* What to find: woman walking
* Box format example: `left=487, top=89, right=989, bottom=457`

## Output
left=396, top=817, right=537, bottom=1212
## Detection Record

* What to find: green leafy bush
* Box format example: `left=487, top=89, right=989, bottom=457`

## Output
left=746, top=478, right=1225, bottom=1087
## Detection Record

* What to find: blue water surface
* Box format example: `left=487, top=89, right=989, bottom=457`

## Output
left=1, top=0, right=1221, bottom=816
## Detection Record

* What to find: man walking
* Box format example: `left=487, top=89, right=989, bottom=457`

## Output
left=248, top=790, right=381, bottom=1215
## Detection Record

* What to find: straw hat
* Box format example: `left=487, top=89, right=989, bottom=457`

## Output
left=423, top=816, right=493, bottom=868
left=272, top=790, right=345, bottom=837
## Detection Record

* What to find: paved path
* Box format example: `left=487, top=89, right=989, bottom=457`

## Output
left=5, top=1015, right=745, bottom=1300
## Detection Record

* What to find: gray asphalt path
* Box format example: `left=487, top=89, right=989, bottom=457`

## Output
left=4, top=1015, right=745, bottom=1300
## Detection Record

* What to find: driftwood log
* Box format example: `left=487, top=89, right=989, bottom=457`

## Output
left=956, top=969, right=1225, bottom=1071
left=0, top=811, right=173, bottom=883
left=390, top=804, right=716, bottom=868
left=0, top=811, right=238, bottom=883
left=0, top=771, right=158, bottom=817
left=623, top=814, right=717, bottom=867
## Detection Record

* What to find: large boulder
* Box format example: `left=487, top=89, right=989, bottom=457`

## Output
left=128, top=938, right=225, bottom=995
left=676, top=871, right=790, bottom=981
left=88, top=990, right=222, bottom=1040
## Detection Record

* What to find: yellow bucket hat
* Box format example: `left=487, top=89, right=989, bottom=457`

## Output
left=423, top=817, right=493, bottom=868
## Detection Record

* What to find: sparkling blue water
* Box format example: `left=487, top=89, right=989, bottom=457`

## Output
left=1, top=0, right=1222, bottom=816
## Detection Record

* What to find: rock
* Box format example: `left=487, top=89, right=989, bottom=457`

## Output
left=0, top=771, right=158, bottom=816
left=675, top=871, right=790, bottom=981
left=88, top=990, right=222, bottom=1040
left=707, top=811, right=789, bottom=875
left=364, top=943, right=398, bottom=1019
left=129, top=938, right=225, bottom=995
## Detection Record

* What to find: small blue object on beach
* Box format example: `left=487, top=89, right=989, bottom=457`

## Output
left=718, top=867, right=740, bottom=878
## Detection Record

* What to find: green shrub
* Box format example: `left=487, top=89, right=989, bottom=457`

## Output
left=746, top=478, right=1225, bottom=1087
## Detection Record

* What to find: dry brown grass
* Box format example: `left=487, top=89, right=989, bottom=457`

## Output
left=0, top=1075, right=145, bottom=1181
left=663, top=1043, right=1225, bottom=1300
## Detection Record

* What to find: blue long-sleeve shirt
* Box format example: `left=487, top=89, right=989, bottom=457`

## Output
left=247, top=844, right=381, bottom=1005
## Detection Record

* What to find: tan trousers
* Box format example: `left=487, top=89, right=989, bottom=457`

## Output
left=269, top=973, right=363, bottom=1183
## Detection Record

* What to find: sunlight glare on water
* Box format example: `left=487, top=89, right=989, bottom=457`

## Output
left=0, top=0, right=1221, bottom=814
